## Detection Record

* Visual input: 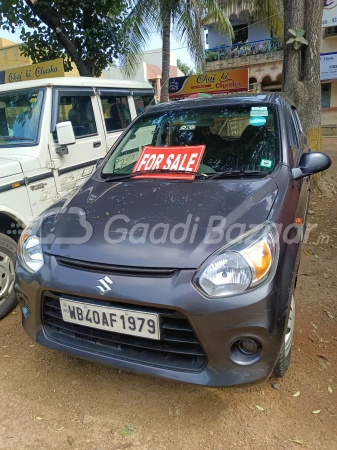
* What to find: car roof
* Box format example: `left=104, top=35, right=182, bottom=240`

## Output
left=0, top=76, right=154, bottom=93
left=144, top=92, right=294, bottom=114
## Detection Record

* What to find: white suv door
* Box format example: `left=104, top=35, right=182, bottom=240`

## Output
left=49, top=87, right=107, bottom=196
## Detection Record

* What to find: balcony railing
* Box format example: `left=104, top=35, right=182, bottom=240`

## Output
left=205, top=38, right=283, bottom=62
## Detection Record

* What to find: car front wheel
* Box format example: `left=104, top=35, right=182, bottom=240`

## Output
left=0, top=233, right=18, bottom=319
left=273, top=293, right=296, bottom=378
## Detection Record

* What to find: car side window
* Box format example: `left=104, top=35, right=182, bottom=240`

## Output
left=293, top=110, right=303, bottom=135
left=57, top=95, right=97, bottom=138
left=134, top=95, right=154, bottom=115
left=100, top=95, right=131, bottom=132
left=286, top=106, right=300, bottom=165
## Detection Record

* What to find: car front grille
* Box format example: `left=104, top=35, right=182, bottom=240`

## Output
left=42, top=291, right=207, bottom=373
left=56, top=256, right=177, bottom=278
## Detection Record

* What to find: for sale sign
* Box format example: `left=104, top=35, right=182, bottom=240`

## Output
left=132, top=146, right=206, bottom=180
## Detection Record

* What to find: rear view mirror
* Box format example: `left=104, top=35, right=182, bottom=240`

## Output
left=292, top=152, right=331, bottom=180
left=56, top=121, right=76, bottom=146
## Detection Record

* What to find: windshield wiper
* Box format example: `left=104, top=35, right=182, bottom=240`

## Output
left=0, top=135, right=35, bottom=142
left=207, top=170, right=269, bottom=179
left=103, top=169, right=211, bottom=182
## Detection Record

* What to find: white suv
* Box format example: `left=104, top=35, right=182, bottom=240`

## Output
left=0, top=76, right=154, bottom=317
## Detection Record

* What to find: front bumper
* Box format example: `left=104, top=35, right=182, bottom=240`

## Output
left=15, top=254, right=288, bottom=387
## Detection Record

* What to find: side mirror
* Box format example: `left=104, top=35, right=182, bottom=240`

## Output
left=56, top=121, right=76, bottom=146
left=292, top=152, right=331, bottom=180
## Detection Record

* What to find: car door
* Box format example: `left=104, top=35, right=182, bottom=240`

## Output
left=285, top=105, right=309, bottom=238
left=291, top=108, right=311, bottom=234
left=49, top=87, right=107, bottom=196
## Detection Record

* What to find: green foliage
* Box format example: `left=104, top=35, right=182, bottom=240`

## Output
left=177, top=59, right=195, bottom=76
left=121, top=424, right=136, bottom=436
left=0, top=0, right=133, bottom=76
left=124, top=0, right=234, bottom=75
left=286, top=29, right=309, bottom=50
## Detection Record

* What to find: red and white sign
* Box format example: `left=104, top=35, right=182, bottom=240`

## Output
left=132, top=145, right=206, bottom=180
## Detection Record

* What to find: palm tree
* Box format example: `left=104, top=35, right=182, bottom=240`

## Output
left=125, top=0, right=234, bottom=103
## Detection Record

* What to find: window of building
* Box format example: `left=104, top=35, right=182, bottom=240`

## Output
left=57, top=95, right=97, bottom=138
left=100, top=95, right=131, bottom=132
left=324, top=26, right=337, bottom=38
left=322, top=84, right=331, bottom=109
left=233, top=24, right=248, bottom=44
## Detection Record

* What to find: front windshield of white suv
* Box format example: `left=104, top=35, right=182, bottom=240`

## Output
left=0, top=88, right=45, bottom=147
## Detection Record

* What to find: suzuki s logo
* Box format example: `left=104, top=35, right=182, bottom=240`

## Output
left=96, top=276, right=113, bottom=295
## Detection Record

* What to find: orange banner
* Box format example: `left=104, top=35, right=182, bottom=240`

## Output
left=169, top=69, right=249, bottom=99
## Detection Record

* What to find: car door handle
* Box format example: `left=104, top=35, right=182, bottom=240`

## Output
left=30, top=182, right=47, bottom=191
left=93, top=141, right=101, bottom=148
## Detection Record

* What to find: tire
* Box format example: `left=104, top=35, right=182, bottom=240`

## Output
left=0, top=233, right=18, bottom=319
left=273, top=293, right=296, bottom=378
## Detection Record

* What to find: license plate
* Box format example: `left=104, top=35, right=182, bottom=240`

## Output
left=60, top=299, right=160, bottom=340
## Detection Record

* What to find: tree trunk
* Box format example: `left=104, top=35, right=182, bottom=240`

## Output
left=302, top=0, right=323, bottom=151
left=160, top=11, right=171, bottom=103
left=282, top=0, right=323, bottom=151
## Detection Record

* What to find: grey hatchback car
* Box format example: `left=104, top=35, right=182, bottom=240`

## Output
left=15, top=94, right=331, bottom=387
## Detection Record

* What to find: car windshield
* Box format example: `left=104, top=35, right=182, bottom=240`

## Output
left=0, top=88, right=45, bottom=147
left=101, top=103, right=279, bottom=177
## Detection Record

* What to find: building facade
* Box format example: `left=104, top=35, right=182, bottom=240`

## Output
left=204, top=4, right=337, bottom=135
left=0, top=38, right=79, bottom=77
left=102, top=49, right=184, bottom=100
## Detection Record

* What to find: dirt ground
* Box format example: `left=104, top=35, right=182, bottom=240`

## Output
left=1, top=139, right=337, bottom=450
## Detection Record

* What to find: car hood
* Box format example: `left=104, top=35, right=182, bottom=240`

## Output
left=0, top=154, right=40, bottom=178
left=44, top=177, right=278, bottom=269
left=0, top=157, right=23, bottom=178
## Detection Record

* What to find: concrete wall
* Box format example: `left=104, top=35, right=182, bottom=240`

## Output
left=207, top=24, right=231, bottom=48
left=0, top=38, right=80, bottom=76
left=0, top=41, right=30, bottom=71
left=248, top=22, right=271, bottom=42
left=321, top=33, right=337, bottom=53
left=102, top=63, right=148, bottom=82
left=141, top=49, right=177, bottom=69
left=321, top=34, right=337, bottom=132
left=322, top=81, right=337, bottom=133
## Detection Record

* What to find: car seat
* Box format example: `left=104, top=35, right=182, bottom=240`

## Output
left=68, top=100, right=95, bottom=137
left=105, top=103, right=122, bottom=132
left=191, top=127, right=236, bottom=172
left=236, top=125, right=274, bottom=171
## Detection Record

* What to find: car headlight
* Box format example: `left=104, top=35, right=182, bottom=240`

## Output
left=18, top=225, right=44, bottom=273
left=193, top=221, right=279, bottom=298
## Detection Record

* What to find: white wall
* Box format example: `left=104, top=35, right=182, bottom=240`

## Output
left=207, top=24, right=231, bottom=48
left=248, top=22, right=271, bottom=42
left=141, top=49, right=177, bottom=68
left=102, top=62, right=148, bottom=82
